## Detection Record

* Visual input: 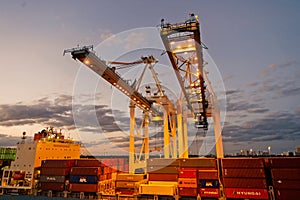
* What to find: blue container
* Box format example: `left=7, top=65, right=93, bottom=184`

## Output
left=69, top=175, right=98, bottom=184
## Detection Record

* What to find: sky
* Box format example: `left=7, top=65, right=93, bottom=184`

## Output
left=0, top=0, right=300, bottom=156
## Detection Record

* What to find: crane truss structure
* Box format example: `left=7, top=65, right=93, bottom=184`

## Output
left=64, top=46, right=177, bottom=173
left=160, top=17, right=209, bottom=129
left=160, top=16, right=224, bottom=158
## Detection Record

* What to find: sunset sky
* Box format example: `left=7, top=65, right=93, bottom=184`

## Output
left=0, top=0, right=299, bottom=155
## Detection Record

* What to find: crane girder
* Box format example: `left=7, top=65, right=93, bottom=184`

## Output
left=160, top=19, right=208, bottom=129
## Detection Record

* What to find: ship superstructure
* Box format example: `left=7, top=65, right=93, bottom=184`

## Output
left=1, top=128, right=80, bottom=193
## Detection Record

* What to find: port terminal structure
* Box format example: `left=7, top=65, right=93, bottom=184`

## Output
left=64, top=15, right=224, bottom=174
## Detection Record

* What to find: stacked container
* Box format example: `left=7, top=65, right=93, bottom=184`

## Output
left=115, top=173, right=146, bottom=195
left=222, top=158, right=269, bottom=200
left=39, top=159, right=75, bottom=192
left=139, top=158, right=178, bottom=196
left=69, top=159, right=103, bottom=193
left=268, top=157, right=300, bottom=200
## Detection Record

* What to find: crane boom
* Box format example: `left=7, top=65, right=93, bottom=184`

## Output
left=64, top=45, right=154, bottom=112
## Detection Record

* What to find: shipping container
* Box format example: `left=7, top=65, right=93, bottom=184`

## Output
left=39, top=175, right=65, bottom=183
left=222, top=158, right=264, bottom=169
left=69, top=175, right=98, bottom=184
left=147, top=166, right=179, bottom=174
left=40, top=167, right=70, bottom=176
left=268, top=158, right=300, bottom=168
left=39, top=182, right=65, bottom=191
left=199, top=179, right=219, bottom=188
left=75, top=159, right=102, bottom=167
left=198, top=170, right=218, bottom=179
left=199, top=188, right=220, bottom=198
left=178, top=168, right=197, bottom=178
left=139, top=184, right=177, bottom=196
left=273, top=179, right=300, bottom=189
left=115, top=188, right=135, bottom=196
left=178, top=187, right=197, bottom=197
left=41, top=159, right=75, bottom=168
left=70, top=167, right=102, bottom=176
left=178, top=178, right=197, bottom=188
left=271, top=168, right=300, bottom=180
left=116, top=174, right=146, bottom=182
left=116, top=181, right=138, bottom=189
left=147, top=158, right=179, bottom=167
left=275, top=189, right=300, bottom=200
left=223, top=178, right=267, bottom=189
left=148, top=173, right=178, bottom=181
left=69, top=183, right=98, bottom=193
left=179, top=158, right=216, bottom=168
left=223, top=168, right=265, bottom=178
left=225, top=188, right=269, bottom=199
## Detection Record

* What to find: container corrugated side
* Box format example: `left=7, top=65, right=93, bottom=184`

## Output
left=69, top=183, right=98, bottom=193
left=70, top=167, right=102, bottom=176
left=199, top=188, right=220, bottom=198
left=41, top=159, right=75, bottom=168
left=178, top=178, right=197, bottom=188
left=225, top=188, right=269, bottom=199
left=222, top=158, right=264, bottom=169
left=39, top=175, right=65, bottom=183
left=148, top=173, right=178, bottom=181
left=275, top=189, right=300, bottom=200
left=179, top=158, right=216, bottom=168
left=198, top=170, right=218, bottom=179
left=39, top=182, right=65, bottom=191
left=178, top=187, right=197, bottom=197
left=178, top=168, right=197, bottom=178
left=223, top=168, right=265, bottom=178
left=271, top=168, right=300, bottom=180
left=223, top=178, right=267, bottom=189
left=40, top=167, right=70, bottom=176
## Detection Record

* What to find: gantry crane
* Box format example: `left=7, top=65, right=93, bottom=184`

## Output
left=64, top=47, right=177, bottom=173
left=160, top=14, right=224, bottom=158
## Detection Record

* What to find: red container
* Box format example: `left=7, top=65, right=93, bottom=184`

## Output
left=178, top=169, right=197, bottom=178
left=198, top=170, right=218, bottom=179
left=179, top=158, right=216, bottom=168
left=275, top=189, right=300, bottom=200
left=70, top=167, right=102, bottom=176
left=40, top=167, right=70, bottom=176
left=148, top=173, right=178, bottom=181
left=69, top=183, right=98, bottom=193
left=273, top=179, right=300, bottom=189
left=178, top=187, right=197, bottom=197
left=222, top=158, right=264, bottom=169
left=223, top=168, right=265, bottom=178
left=199, top=188, right=220, bottom=198
left=225, top=188, right=269, bottom=199
left=271, top=168, right=300, bottom=180
left=115, top=188, right=135, bottom=196
left=40, top=182, right=65, bottom=191
left=268, top=158, right=300, bottom=168
left=41, top=159, right=75, bottom=168
left=75, top=159, right=102, bottom=167
left=223, top=178, right=267, bottom=189
left=178, top=178, right=197, bottom=188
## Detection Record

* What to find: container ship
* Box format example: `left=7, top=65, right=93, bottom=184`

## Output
left=1, top=128, right=300, bottom=200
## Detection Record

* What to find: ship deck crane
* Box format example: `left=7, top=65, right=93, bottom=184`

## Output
left=64, top=46, right=177, bottom=173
